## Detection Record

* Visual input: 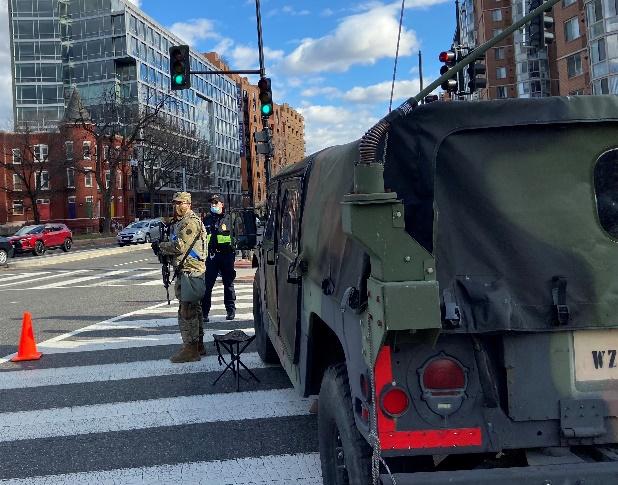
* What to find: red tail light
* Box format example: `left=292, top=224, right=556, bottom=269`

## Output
left=380, top=387, right=410, bottom=417
left=421, top=356, right=466, bottom=396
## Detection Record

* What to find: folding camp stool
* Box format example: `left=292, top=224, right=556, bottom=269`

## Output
left=212, top=329, right=259, bottom=391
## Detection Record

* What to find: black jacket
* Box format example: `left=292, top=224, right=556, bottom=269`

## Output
left=203, top=212, right=233, bottom=254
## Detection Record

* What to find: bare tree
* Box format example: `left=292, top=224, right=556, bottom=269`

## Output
left=0, top=125, right=63, bottom=224
left=137, top=113, right=215, bottom=218
left=64, top=87, right=165, bottom=234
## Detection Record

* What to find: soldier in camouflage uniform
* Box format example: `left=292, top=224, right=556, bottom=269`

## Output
left=157, top=192, right=207, bottom=363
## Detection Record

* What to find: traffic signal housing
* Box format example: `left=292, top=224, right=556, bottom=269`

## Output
left=169, top=45, right=191, bottom=90
left=466, top=56, right=487, bottom=93
left=439, top=50, right=459, bottom=93
left=254, top=128, right=274, bottom=156
left=528, top=0, right=554, bottom=48
left=258, top=77, right=273, bottom=117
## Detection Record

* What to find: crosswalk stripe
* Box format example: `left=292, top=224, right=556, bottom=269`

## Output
left=36, top=328, right=254, bottom=354
left=93, top=313, right=254, bottom=330
left=31, top=268, right=136, bottom=289
left=85, top=269, right=162, bottom=287
left=143, top=301, right=253, bottom=314
left=0, top=453, right=322, bottom=485
left=0, top=270, right=90, bottom=288
left=0, top=271, right=49, bottom=283
left=0, top=352, right=269, bottom=389
left=0, top=388, right=310, bottom=443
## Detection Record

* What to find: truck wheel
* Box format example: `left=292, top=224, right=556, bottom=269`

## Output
left=319, top=363, right=372, bottom=485
left=253, top=281, right=279, bottom=364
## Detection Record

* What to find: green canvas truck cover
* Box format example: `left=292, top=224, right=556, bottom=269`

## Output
left=284, top=95, right=618, bottom=333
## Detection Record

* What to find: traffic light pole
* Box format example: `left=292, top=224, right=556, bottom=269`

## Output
left=413, top=0, right=561, bottom=104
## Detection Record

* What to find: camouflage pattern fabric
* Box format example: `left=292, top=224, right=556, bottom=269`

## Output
left=159, top=209, right=206, bottom=344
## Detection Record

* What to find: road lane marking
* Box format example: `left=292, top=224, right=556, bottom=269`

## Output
left=0, top=270, right=90, bottom=288
left=0, top=388, right=310, bottom=442
left=0, top=453, right=322, bottom=485
left=93, top=313, right=254, bottom=330
left=35, top=328, right=254, bottom=354
left=0, top=352, right=270, bottom=389
left=140, top=301, right=253, bottom=314
left=85, top=269, right=162, bottom=287
left=0, top=272, right=49, bottom=283
left=31, top=268, right=136, bottom=289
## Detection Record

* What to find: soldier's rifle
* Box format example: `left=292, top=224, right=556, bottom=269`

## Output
left=155, top=221, right=172, bottom=305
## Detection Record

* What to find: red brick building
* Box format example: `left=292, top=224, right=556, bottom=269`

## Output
left=0, top=121, right=135, bottom=234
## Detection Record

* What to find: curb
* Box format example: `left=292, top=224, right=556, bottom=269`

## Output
left=4, top=244, right=151, bottom=269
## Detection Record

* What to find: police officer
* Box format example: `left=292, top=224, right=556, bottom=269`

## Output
left=155, top=192, right=207, bottom=363
left=202, top=194, right=236, bottom=322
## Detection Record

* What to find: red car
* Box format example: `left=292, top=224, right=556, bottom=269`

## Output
left=9, top=224, right=73, bottom=256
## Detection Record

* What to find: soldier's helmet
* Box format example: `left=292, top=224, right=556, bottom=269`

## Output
left=172, top=192, right=191, bottom=204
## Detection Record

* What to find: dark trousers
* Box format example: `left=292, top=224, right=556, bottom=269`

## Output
left=202, top=252, right=236, bottom=316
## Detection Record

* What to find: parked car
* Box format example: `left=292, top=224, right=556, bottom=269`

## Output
left=8, top=224, right=73, bottom=256
left=117, top=219, right=161, bottom=246
left=0, top=236, right=14, bottom=265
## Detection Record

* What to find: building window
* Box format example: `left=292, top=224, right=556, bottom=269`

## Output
left=494, top=47, right=505, bottom=60
left=85, top=171, right=93, bottom=187
left=65, top=141, right=73, bottom=160
left=12, top=200, right=24, bottom=215
left=36, top=171, right=50, bottom=190
left=103, top=145, right=109, bottom=160
left=67, top=168, right=75, bottom=188
left=496, top=66, right=507, bottom=79
left=491, top=9, right=502, bottom=21
left=12, top=148, right=21, bottom=164
left=569, top=89, right=584, bottom=95
left=117, top=171, right=122, bottom=189
left=567, top=53, right=583, bottom=77
left=564, top=17, right=580, bottom=42
left=563, top=0, right=577, bottom=6
left=492, top=28, right=503, bottom=37
left=83, top=141, right=91, bottom=159
left=13, top=174, right=23, bottom=191
left=105, top=170, right=110, bottom=189
left=497, top=86, right=508, bottom=98
left=587, top=0, right=603, bottom=24
left=591, top=38, right=607, bottom=63
left=34, top=144, right=48, bottom=162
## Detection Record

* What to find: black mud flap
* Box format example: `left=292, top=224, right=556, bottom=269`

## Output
left=560, top=398, right=607, bottom=439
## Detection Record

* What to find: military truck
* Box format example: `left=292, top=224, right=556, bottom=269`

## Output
left=231, top=7, right=618, bottom=485
left=235, top=94, right=618, bottom=484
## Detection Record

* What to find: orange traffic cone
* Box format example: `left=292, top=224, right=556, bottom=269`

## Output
left=11, top=312, right=42, bottom=362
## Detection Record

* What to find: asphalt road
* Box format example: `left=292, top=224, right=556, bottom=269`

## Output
left=0, top=245, right=164, bottom=358
left=0, top=245, right=320, bottom=484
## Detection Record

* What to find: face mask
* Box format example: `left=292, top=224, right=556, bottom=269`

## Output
left=210, top=205, right=222, bottom=215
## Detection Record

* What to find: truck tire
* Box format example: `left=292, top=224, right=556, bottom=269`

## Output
left=253, top=281, right=279, bottom=364
left=319, top=363, right=372, bottom=485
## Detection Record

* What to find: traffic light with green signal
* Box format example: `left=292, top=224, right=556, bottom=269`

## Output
left=169, top=45, right=191, bottom=90
left=258, top=77, right=273, bottom=117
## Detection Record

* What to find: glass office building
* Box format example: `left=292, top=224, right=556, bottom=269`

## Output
left=8, top=0, right=241, bottom=203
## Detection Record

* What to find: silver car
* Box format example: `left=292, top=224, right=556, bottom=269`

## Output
left=117, top=220, right=161, bottom=246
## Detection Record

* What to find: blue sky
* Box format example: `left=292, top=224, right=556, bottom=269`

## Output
left=140, top=0, right=456, bottom=154
left=0, top=0, right=456, bottom=154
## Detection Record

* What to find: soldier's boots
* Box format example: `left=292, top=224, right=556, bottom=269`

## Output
left=226, top=309, right=235, bottom=321
left=170, top=344, right=201, bottom=363
left=198, top=336, right=207, bottom=356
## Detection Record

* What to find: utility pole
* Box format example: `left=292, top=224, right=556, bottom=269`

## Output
left=419, top=50, right=424, bottom=103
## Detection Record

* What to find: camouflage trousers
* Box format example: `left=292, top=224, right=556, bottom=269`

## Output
left=174, top=280, right=204, bottom=344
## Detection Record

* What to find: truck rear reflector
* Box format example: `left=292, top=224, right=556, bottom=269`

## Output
left=374, top=346, right=482, bottom=450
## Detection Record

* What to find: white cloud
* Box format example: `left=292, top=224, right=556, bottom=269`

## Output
left=125, top=0, right=142, bottom=7
left=300, top=86, right=341, bottom=98
left=342, top=79, right=421, bottom=104
left=279, top=3, right=419, bottom=74
left=168, top=18, right=221, bottom=46
left=230, top=45, right=284, bottom=70
left=0, top=0, right=13, bottom=130
left=298, top=104, right=378, bottom=154
left=321, top=8, right=334, bottom=16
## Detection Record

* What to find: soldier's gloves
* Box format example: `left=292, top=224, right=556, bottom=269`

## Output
left=151, top=241, right=160, bottom=256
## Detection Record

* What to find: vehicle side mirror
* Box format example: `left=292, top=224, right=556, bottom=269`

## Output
left=232, top=208, right=258, bottom=250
